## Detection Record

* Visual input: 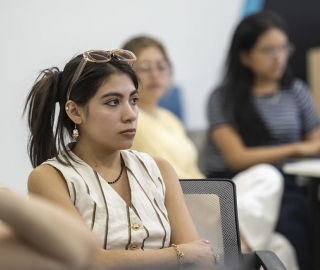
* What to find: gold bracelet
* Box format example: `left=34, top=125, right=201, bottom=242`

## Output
left=171, top=244, right=184, bottom=269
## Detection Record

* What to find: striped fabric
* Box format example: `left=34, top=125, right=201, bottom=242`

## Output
left=44, top=150, right=171, bottom=250
left=205, top=79, right=320, bottom=173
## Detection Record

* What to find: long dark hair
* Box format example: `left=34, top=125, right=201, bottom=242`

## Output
left=24, top=54, right=140, bottom=168
left=219, top=10, right=292, bottom=146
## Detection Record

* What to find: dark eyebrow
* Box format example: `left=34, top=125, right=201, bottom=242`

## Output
left=130, top=90, right=139, bottom=96
left=100, top=89, right=138, bottom=99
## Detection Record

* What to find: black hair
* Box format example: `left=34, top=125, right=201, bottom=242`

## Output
left=219, top=10, right=292, bottom=146
left=24, top=54, right=140, bottom=168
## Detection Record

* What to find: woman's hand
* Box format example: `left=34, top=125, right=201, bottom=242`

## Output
left=179, top=238, right=216, bottom=269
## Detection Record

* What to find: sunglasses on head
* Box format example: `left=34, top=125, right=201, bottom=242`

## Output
left=66, top=49, right=136, bottom=101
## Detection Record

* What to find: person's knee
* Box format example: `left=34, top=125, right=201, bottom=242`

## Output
left=234, top=164, right=283, bottom=192
left=252, top=163, right=282, bottom=178
left=250, top=163, right=284, bottom=191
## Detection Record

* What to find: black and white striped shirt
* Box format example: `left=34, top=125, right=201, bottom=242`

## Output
left=205, top=79, right=320, bottom=173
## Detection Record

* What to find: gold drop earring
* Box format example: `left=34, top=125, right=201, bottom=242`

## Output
left=73, top=123, right=79, bottom=140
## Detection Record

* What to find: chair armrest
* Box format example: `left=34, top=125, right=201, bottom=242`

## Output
left=242, top=250, right=287, bottom=270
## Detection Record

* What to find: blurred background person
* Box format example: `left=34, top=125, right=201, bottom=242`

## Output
left=122, top=35, right=298, bottom=269
left=122, top=36, right=204, bottom=179
left=204, top=11, right=320, bottom=270
left=0, top=185, right=98, bottom=270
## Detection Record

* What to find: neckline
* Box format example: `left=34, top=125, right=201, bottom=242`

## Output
left=97, top=171, right=133, bottom=208
left=253, top=91, right=282, bottom=105
left=66, top=147, right=128, bottom=180
left=65, top=148, right=136, bottom=207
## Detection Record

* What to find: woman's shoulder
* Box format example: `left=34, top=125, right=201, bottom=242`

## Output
left=122, top=149, right=158, bottom=169
left=285, top=78, right=313, bottom=102
left=28, top=163, right=66, bottom=193
left=29, top=153, right=73, bottom=183
left=158, top=107, right=181, bottom=121
left=130, top=151, right=178, bottom=188
left=122, top=150, right=173, bottom=174
left=30, top=163, right=60, bottom=178
left=288, top=78, right=310, bottom=94
left=207, top=87, right=224, bottom=109
left=151, top=156, right=175, bottom=175
left=122, top=150, right=168, bottom=186
left=158, top=107, right=186, bottom=130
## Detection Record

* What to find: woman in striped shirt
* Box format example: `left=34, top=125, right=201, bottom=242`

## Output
left=205, top=11, right=320, bottom=270
left=24, top=50, right=215, bottom=269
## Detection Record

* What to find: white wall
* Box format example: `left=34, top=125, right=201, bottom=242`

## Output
left=0, top=0, right=243, bottom=192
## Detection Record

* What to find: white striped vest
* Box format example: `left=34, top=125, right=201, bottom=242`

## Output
left=44, top=149, right=171, bottom=250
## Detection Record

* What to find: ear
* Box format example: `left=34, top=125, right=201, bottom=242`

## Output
left=65, top=100, right=84, bottom=125
left=239, top=51, right=251, bottom=67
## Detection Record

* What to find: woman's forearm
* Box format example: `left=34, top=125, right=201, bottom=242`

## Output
left=0, top=189, right=97, bottom=270
left=226, top=139, right=320, bottom=171
left=90, top=247, right=181, bottom=270
left=212, top=126, right=320, bottom=171
left=0, top=226, right=67, bottom=270
left=226, top=143, right=297, bottom=171
left=90, top=240, right=216, bottom=270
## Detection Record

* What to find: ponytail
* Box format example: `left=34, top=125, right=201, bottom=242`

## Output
left=24, top=67, right=61, bottom=168
left=24, top=52, right=140, bottom=168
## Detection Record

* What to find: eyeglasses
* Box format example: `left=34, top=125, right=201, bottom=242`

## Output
left=259, top=43, right=295, bottom=60
left=134, top=60, right=171, bottom=75
left=66, top=49, right=137, bottom=101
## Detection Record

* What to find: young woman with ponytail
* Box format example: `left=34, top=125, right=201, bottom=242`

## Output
left=24, top=50, right=215, bottom=270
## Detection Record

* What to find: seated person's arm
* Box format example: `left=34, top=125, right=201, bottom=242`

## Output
left=305, top=126, right=320, bottom=141
left=0, top=188, right=98, bottom=270
left=212, top=124, right=320, bottom=171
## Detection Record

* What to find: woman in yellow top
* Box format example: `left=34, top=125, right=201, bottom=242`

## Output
left=122, top=36, right=204, bottom=179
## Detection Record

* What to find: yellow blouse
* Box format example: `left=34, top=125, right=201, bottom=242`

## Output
left=132, top=107, right=204, bottom=179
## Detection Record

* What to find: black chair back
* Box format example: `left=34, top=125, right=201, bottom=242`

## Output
left=180, top=179, right=241, bottom=269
